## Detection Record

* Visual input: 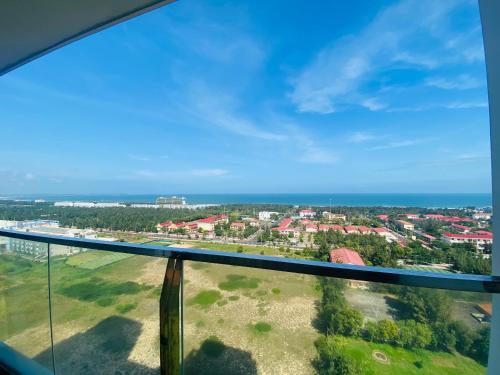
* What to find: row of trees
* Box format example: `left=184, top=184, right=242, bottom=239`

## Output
left=314, top=230, right=406, bottom=268
left=314, top=227, right=491, bottom=275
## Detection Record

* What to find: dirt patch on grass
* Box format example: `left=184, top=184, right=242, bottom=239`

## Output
left=134, top=258, right=167, bottom=286
left=372, top=350, right=390, bottom=364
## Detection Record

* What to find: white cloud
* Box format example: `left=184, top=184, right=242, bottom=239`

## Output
left=128, top=168, right=229, bottom=180
left=348, top=132, right=376, bottom=143
left=285, top=125, right=338, bottom=164
left=191, top=169, right=229, bottom=177
left=129, top=154, right=152, bottom=162
left=445, top=101, right=488, bottom=109
left=361, top=98, right=387, bottom=111
left=161, top=5, right=265, bottom=69
left=181, top=82, right=287, bottom=141
left=369, top=138, right=428, bottom=151
left=289, top=0, right=483, bottom=113
left=425, top=74, right=483, bottom=90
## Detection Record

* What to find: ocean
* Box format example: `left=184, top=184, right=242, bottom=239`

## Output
left=4, top=193, right=492, bottom=208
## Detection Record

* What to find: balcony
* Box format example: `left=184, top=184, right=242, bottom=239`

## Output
left=2, top=1, right=500, bottom=374
left=1, top=229, right=499, bottom=374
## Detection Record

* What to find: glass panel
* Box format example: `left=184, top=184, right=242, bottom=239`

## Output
left=49, top=245, right=166, bottom=374
left=183, top=261, right=491, bottom=375
left=0, top=236, right=53, bottom=370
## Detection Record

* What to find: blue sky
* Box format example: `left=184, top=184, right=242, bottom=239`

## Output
left=0, top=0, right=492, bottom=194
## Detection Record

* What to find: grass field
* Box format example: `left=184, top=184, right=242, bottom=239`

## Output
left=404, top=265, right=453, bottom=273
left=65, top=251, right=134, bottom=269
left=186, top=240, right=311, bottom=259
left=339, top=336, right=485, bottom=375
left=1, top=246, right=490, bottom=374
left=183, top=261, right=320, bottom=375
left=146, top=240, right=173, bottom=247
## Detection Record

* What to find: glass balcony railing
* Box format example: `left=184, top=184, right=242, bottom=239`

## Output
left=1, top=229, right=499, bottom=375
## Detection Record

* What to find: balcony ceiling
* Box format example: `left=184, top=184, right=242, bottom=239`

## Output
left=0, top=0, right=173, bottom=76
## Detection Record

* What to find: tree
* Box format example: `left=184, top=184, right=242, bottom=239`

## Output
left=397, top=287, right=452, bottom=324
left=449, top=321, right=475, bottom=355
left=397, top=320, right=432, bottom=349
left=469, top=326, right=490, bottom=365
left=430, top=322, right=456, bottom=352
left=314, top=336, right=361, bottom=375
left=328, top=307, right=363, bottom=337
left=374, top=320, right=399, bottom=344
left=362, top=321, right=377, bottom=342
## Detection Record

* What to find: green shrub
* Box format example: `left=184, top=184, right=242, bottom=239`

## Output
left=271, top=288, right=281, bottom=295
left=96, top=296, right=116, bottom=307
left=116, top=302, right=138, bottom=314
left=218, top=274, right=261, bottom=291
left=250, top=322, right=272, bottom=333
left=189, top=290, right=222, bottom=307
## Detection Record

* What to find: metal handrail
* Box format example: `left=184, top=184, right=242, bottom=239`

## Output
left=1, top=229, right=499, bottom=293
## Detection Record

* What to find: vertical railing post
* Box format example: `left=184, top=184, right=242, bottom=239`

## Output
left=47, top=243, right=56, bottom=374
left=160, top=257, right=183, bottom=374
left=479, top=1, right=500, bottom=374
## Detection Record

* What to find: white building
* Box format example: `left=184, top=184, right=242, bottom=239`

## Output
left=322, top=212, right=347, bottom=221
left=442, top=232, right=493, bottom=254
left=299, top=209, right=315, bottom=218
left=54, top=201, right=126, bottom=208
left=397, top=220, right=414, bottom=231
left=258, top=211, right=279, bottom=221
left=473, top=211, right=492, bottom=221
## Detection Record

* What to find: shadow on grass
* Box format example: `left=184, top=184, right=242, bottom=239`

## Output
left=384, top=295, right=404, bottom=319
left=35, top=316, right=158, bottom=374
left=184, top=336, right=258, bottom=375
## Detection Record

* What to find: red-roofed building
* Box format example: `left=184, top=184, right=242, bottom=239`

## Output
left=318, top=224, right=345, bottom=232
left=442, top=232, right=493, bottom=253
left=425, top=214, right=474, bottom=223
left=272, top=218, right=298, bottom=237
left=329, top=248, right=366, bottom=288
left=329, top=247, right=365, bottom=266
left=475, top=230, right=493, bottom=236
left=358, top=226, right=369, bottom=234
left=476, top=303, right=492, bottom=319
left=196, top=214, right=228, bottom=231
left=230, top=222, right=245, bottom=231
left=397, top=220, right=414, bottom=231
left=156, top=220, right=175, bottom=232
left=305, top=223, right=318, bottom=233
left=451, top=224, right=471, bottom=233
left=318, top=224, right=330, bottom=232
left=344, top=225, right=358, bottom=234
left=377, top=214, right=389, bottom=221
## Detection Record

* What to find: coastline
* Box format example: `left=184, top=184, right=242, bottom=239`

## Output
left=1, top=193, right=492, bottom=209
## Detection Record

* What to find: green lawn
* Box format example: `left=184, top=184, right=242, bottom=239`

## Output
left=144, top=240, right=173, bottom=247
left=187, top=241, right=311, bottom=259
left=404, top=265, right=453, bottom=274
left=66, top=251, right=134, bottom=270
left=339, top=336, right=485, bottom=375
